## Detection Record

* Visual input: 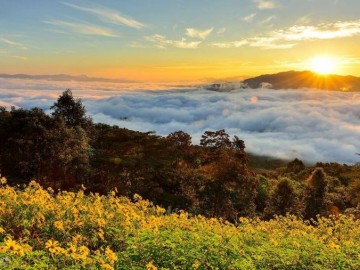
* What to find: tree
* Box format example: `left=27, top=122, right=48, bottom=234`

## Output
left=200, top=129, right=231, bottom=149
left=0, top=106, right=90, bottom=189
left=51, top=89, right=92, bottom=130
left=303, top=168, right=328, bottom=220
left=286, top=158, right=305, bottom=174
left=166, top=131, right=192, bottom=147
left=265, top=178, right=300, bottom=218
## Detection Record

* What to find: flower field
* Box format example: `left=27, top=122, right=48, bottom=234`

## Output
left=0, top=179, right=359, bottom=269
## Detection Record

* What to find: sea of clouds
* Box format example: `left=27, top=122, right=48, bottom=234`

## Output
left=1, top=77, right=360, bottom=164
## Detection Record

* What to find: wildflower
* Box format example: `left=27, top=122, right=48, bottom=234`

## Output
left=0, top=227, right=5, bottom=234
left=4, top=238, right=24, bottom=256
left=67, top=244, right=78, bottom=259
left=72, top=234, right=82, bottom=244
left=5, top=238, right=18, bottom=251
left=45, top=239, right=60, bottom=254
left=105, top=247, right=118, bottom=264
left=0, top=177, right=6, bottom=185
left=54, top=221, right=65, bottom=231
left=146, top=261, right=158, bottom=270
left=329, top=242, right=340, bottom=250
left=78, top=245, right=90, bottom=260
left=133, top=193, right=142, bottom=201
left=101, top=263, right=114, bottom=270
left=270, top=238, right=279, bottom=246
left=97, top=218, right=106, bottom=228
left=98, top=229, right=105, bottom=240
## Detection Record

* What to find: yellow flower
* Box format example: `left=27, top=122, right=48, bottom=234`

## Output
left=4, top=238, right=24, bottom=256
left=146, top=261, right=158, bottom=270
left=97, top=218, right=106, bottom=228
left=329, top=242, right=340, bottom=250
left=72, top=234, right=83, bottom=244
left=45, top=239, right=60, bottom=254
left=78, top=245, right=90, bottom=260
left=270, top=238, right=278, bottom=246
left=0, top=177, right=6, bottom=185
left=105, top=247, right=118, bottom=264
left=0, top=227, right=5, bottom=234
left=67, top=244, right=78, bottom=259
left=54, top=221, right=65, bottom=231
left=133, top=193, right=142, bottom=201
left=98, top=228, right=105, bottom=240
left=101, top=263, right=114, bottom=270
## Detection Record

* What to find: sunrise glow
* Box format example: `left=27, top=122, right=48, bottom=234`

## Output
left=310, top=57, right=337, bottom=75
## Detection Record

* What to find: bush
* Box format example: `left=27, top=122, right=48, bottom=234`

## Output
left=0, top=179, right=359, bottom=269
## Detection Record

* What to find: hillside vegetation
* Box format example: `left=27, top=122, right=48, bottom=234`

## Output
left=1, top=90, right=360, bottom=223
left=0, top=179, right=359, bottom=269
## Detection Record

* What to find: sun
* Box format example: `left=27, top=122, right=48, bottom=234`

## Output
left=310, top=57, right=336, bottom=75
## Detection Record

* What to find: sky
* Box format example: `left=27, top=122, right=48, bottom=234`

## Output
left=1, top=0, right=360, bottom=81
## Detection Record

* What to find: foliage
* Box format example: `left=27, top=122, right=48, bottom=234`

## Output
left=51, top=89, right=92, bottom=131
left=0, top=107, right=90, bottom=189
left=303, top=168, right=329, bottom=220
left=0, top=180, right=359, bottom=269
left=0, top=90, right=360, bottom=222
left=264, top=178, right=302, bottom=218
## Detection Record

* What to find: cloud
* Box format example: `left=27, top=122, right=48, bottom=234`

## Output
left=212, top=19, right=360, bottom=49
left=62, top=2, right=146, bottom=30
left=185, top=28, right=214, bottom=40
left=43, top=20, right=118, bottom=37
left=1, top=77, right=360, bottom=164
left=260, top=15, right=276, bottom=26
left=0, top=50, right=28, bottom=60
left=242, top=13, right=257, bottom=22
left=217, top=27, right=227, bottom=34
left=145, top=34, right=201, bottom=49
left=296, top=15, right=311, bottom=25
left=0, top=38, right=28, bottom=50
left=253, top=0, right=277, bottom=10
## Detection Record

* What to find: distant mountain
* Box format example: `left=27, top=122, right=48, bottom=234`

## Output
left=243, top=71, right=360, bottom=91
left=0, top=73, right=136, bottom=83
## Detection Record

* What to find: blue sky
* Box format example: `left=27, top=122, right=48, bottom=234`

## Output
left=1, top=0, right=360, bottom=81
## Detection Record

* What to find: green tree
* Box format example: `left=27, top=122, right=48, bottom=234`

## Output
left=303, top=168, right=328, bottom=220
left=166, top=131, right=192, bottom=147
left=265, top=178, right=300, bottom=218
left=286, top=158, right=305, bottom=174
left=51, top=89, right=92, bottom=130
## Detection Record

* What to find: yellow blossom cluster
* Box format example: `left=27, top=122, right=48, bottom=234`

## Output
left=0, top=179, right=359, bottom=269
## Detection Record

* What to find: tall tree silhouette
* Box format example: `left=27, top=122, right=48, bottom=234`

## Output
left=303, top=168, right=328, bottom=220
left=51, top=89, right=91, bottom=130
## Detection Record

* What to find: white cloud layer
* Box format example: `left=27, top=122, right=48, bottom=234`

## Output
left=1, top=78, right=360, bottom=164
left=0, top=38, right=28, bottom=50
left=242, top=13, right=257, bottom=22
left=62, top=2, right=146, bottom=30
left=253, top=0, right=276, bottom=10
left=213, top=19, right=360, bottom=49
left=44, top=20, right=118, bottom=37
left=185, top=28, right=214, bottom=39
left=145, top=34, right=201, bottom=49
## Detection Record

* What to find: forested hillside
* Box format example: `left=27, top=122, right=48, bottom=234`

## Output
left=0, top=90, right=359, bottom=222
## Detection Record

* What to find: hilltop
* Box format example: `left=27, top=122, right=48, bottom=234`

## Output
left=244, top=71, right=360, bottom=91
left=206, top=71, right=360, bottom=91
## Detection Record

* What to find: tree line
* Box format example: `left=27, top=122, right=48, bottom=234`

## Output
left=0, top=90, right=359, bottom=221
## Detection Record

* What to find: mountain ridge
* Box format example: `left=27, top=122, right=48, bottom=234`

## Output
left=206, top=70, right=360, bottom=92
left=243, top=70, right=360, bottom=91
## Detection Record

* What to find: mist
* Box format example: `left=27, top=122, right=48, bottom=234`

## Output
left=1, top=77, right=360, bottom=164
